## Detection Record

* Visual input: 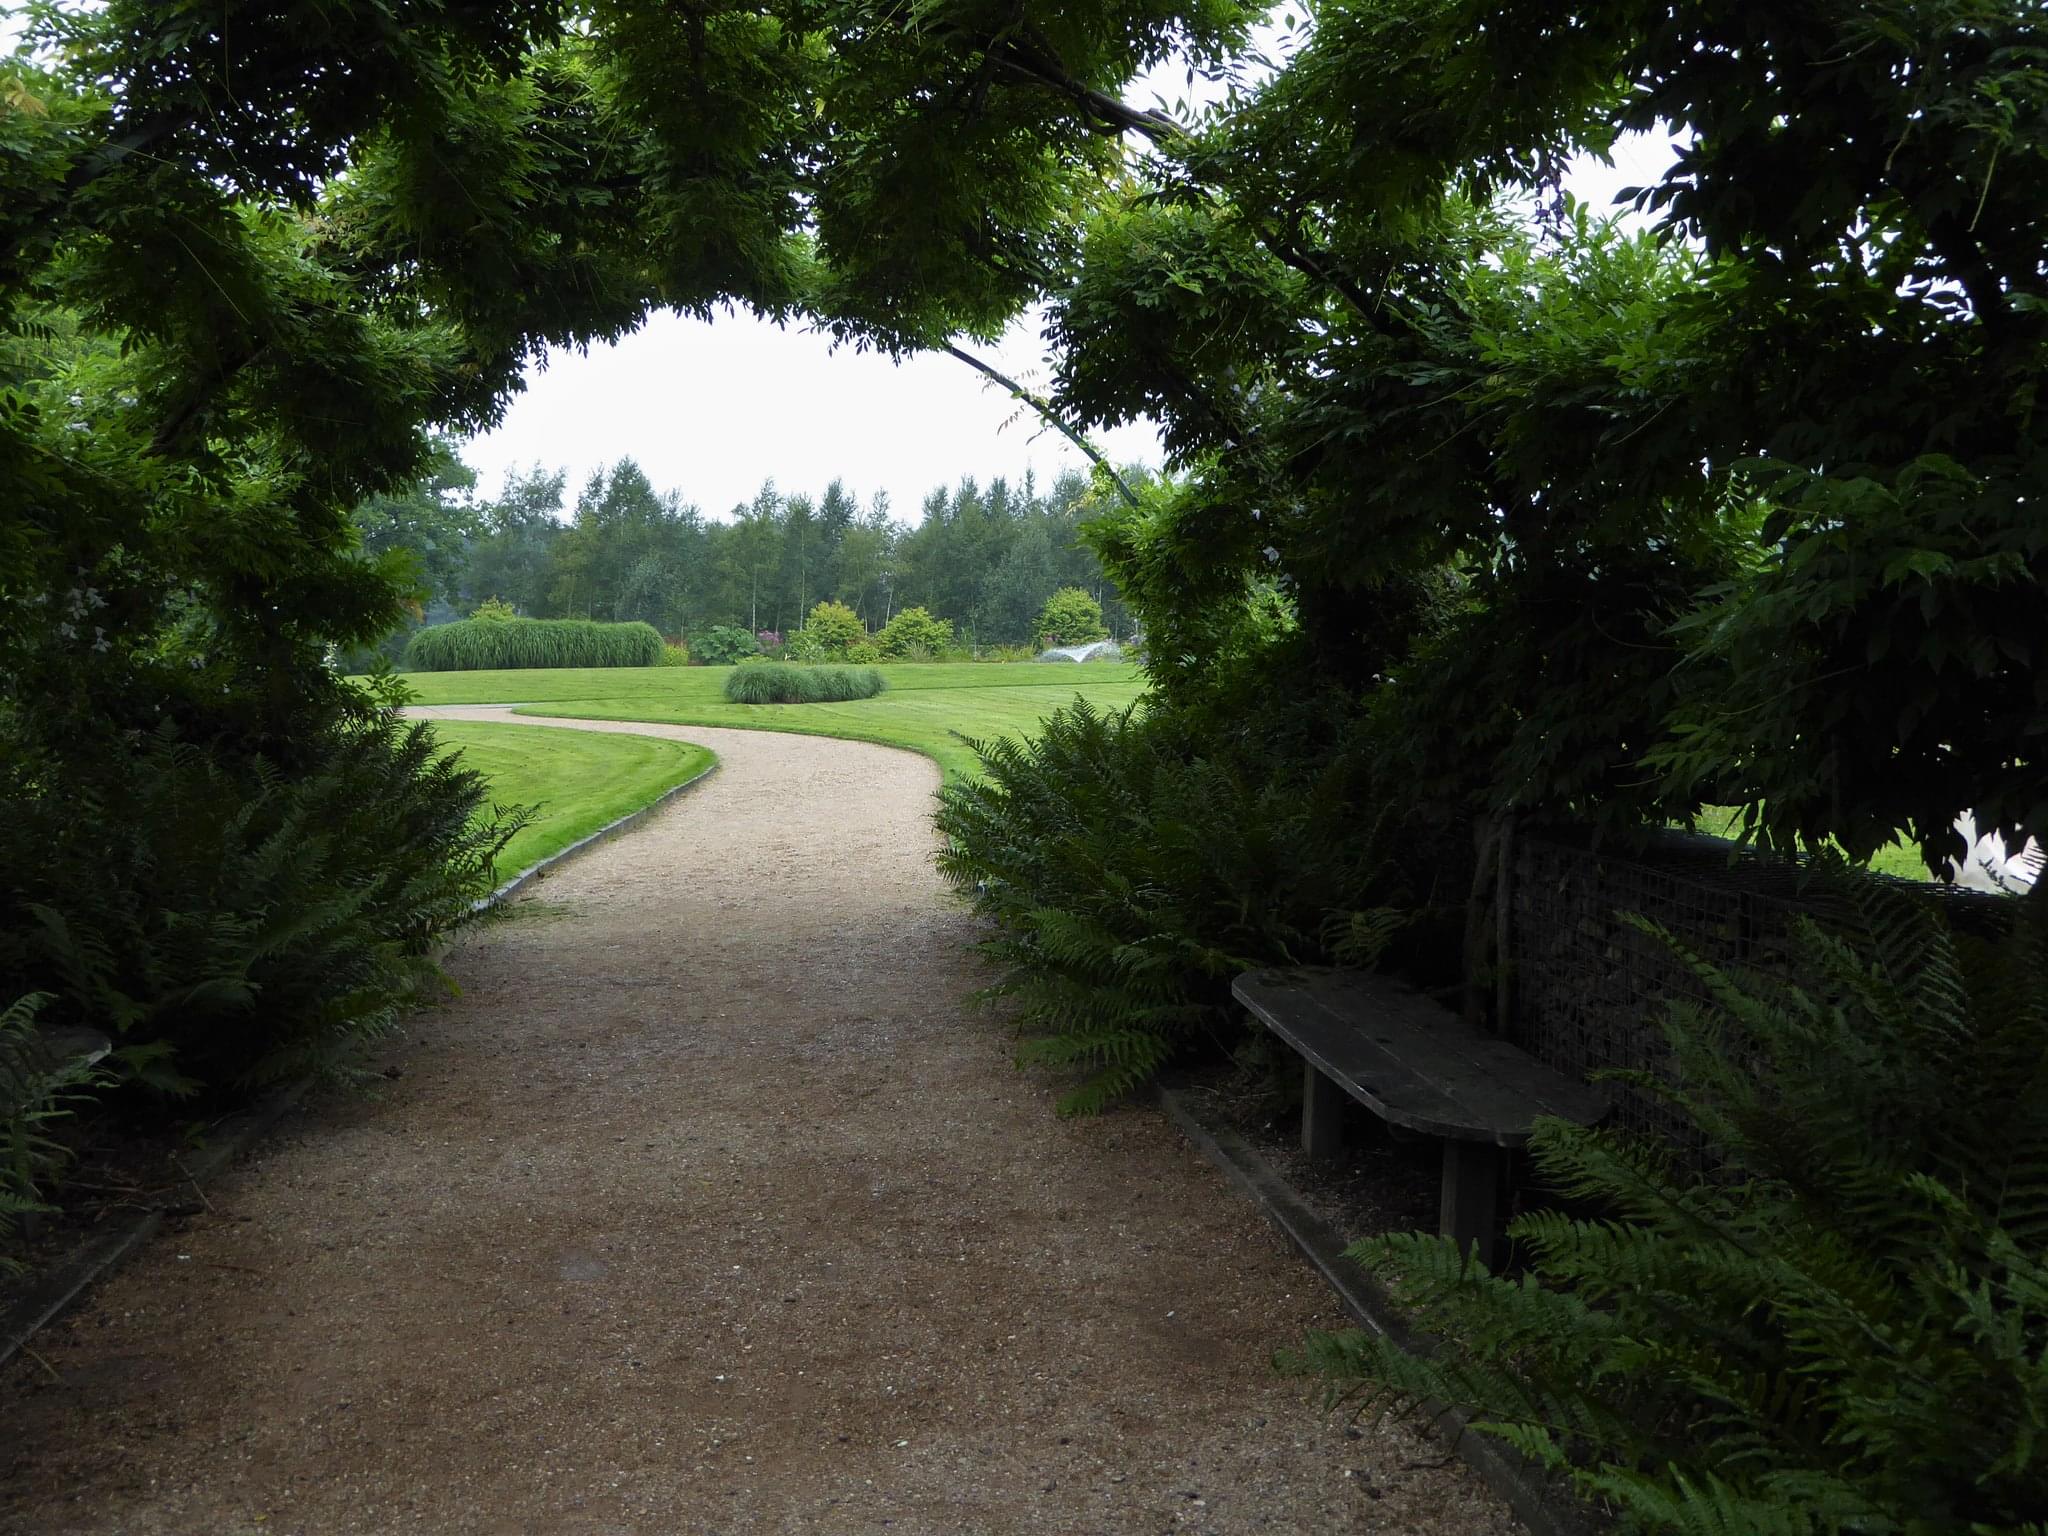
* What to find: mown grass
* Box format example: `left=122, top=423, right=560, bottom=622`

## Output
left=428, top=720, right=714, bottom=883
left=1689, top=805, right=1934, bottom=882
left=400, top=661, right=1149, bottom=783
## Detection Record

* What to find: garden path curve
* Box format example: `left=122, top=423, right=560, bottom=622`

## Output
left=0, top=708, right=1518, bottom=1535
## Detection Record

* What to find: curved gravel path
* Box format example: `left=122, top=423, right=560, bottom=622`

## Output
left=0, top=710, right=1518, bottom=1536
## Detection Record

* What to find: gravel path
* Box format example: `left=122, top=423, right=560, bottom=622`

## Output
left=0, top=709, right=1520, bottom=1536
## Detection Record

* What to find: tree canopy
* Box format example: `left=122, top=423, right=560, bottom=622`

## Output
left=356, top=456, right=1131, bottom=655
left=6, top=0, right=2046, bottom=892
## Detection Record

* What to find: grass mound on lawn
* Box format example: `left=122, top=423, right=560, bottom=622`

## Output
left=723, top=664, right=885, bottom=705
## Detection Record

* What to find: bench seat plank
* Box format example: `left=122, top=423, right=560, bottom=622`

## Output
left=1232, top=967, right=1607, bottom=1148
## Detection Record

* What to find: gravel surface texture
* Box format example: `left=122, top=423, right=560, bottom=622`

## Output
left=0, top=709, right=1521, bottom=1536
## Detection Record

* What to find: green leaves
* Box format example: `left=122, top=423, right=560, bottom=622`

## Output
left=1031, top=586, right=1108, bottom=649
left=1292, top=875, right=2048, bottom=1533
left=934, top=692, right=1426, bottom=1112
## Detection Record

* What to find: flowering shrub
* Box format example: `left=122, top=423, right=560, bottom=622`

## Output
left=785, top=601, right=866, bottom=661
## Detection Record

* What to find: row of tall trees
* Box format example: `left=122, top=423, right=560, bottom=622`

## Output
left=362, top=450, right=1133, bottom=651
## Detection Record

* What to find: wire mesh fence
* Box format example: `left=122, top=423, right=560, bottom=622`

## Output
left=1504, top=825, right=2006, bottom=1149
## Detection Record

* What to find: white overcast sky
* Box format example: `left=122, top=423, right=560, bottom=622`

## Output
left=3, top=6, right=1682, bottom=521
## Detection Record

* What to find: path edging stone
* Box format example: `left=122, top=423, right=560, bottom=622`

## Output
left=1, top=740, right=721, bottom=1377
left=474, top=752, right=720, bottom=910
left=0, top=1079, right=310, bottom=1376
left=1156, top=1084, right=1600, bottom=1536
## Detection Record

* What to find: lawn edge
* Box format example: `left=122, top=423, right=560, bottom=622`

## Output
left=504, top=701, right=983, bottom=784
left=474, top=747, right=719, bottom=909
left=1155, top=1083, right=1600, bottom=1536
left=0, top=744, right=720, bottom=1378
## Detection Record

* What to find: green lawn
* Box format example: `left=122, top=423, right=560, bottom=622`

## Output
left=1689, top=805, right=1934, bottom=882
left=429, top=720, right=714, bottom=884
left=402, top=661, right=1148, bottom=783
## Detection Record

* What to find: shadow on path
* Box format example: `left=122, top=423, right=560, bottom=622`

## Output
left=0, top=712, right=1517, bottom=1536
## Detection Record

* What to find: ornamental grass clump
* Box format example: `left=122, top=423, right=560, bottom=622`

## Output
left=721, top=663, right=885, bottom=704
left=403, top=617, right=663, bottom=671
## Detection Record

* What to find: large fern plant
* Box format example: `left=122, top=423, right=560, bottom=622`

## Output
left=1287, top=875, right=2048, bottom=1533
left=0, top=993, right=105, bottom=1273
left=935, top=698, right=1407, bottom=1112
left=0, top=705, right=522, bottom=1101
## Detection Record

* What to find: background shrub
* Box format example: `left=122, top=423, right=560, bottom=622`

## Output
left=404, top=617, right=663, bottom=671
left=784, top=601, right=868, bottom=661
left=877, top=606, right=954, bottom=659
left=657, top=641, right=690, bottom=667
left=846, top=640, right=880, bottom=664
left=722, top=664, right=886, bottom=704
left=1033, top=587, right=1109, bottom=649
left=691, top=625, right=760, bottom=665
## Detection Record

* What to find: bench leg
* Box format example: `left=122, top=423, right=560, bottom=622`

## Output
left=1302, top=1061, right=1345, bottom=1158
left=1440, top=1142, right=1502, bottom=1267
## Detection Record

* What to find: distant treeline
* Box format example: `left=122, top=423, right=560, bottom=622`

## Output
left=349, top=441, right=1136, bottom=662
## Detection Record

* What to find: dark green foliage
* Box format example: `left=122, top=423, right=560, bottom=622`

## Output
left=1285, top=875, right=2048, bottom=1535
left=404, top=616, right=663, bottom=671
left=1032, top=586, right=1108, bottom=648
left=0, top=993, right=104, bottom=1273
left=1042, top=0, right=2048, bottom=866
left=875, top=605, right=953, bottom=659
left=690, top=625, right=760, bottom=666
left=0, top=705, right=521, bottom=1101
left=935, top=697, right=1428, bottom=1113
left=783, top=600, right=867, bottom=661
left=8, top=0, right=1199, bottom=1178
left=721, top=664, right=885, bottom=705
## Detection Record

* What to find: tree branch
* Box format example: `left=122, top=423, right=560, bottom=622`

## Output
left=982, top=36, right=1378, bottom=326
left=985, top=38, right=1179, bottom=145
left=940, top=343, right=1142, bottom=510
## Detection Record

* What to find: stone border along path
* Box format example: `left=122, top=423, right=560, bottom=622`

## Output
left=0, top=709, right=1520, bottom=1536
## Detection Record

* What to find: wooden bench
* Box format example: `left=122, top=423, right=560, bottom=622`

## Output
left=1231, top=967, right=1608, bottom=1266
